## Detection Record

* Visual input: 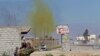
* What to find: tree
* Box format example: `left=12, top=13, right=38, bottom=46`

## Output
left=83, top=29, right=89, bottom=43
left=29, top=0, right=55, bottom=38
left=98, top=35, right=100, bottom=39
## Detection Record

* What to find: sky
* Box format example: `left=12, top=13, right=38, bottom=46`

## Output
left=0, top=0, right=100, bottom=39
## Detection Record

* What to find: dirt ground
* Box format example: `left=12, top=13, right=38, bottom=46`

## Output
left=30, top=50, right=100, bottom=56
left=30, top=49, right=100, bottom=56
left=30, top=45, right=100, bottom=56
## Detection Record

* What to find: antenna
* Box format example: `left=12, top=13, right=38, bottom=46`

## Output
left=1, top=8, right=17, bottom=27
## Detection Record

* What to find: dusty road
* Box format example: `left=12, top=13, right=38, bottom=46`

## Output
left=30, top=45, right=100, bottom=56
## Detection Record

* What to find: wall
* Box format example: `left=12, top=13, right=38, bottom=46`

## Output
left=27, top=39, right=60, bottom=49
left=0, top=27, right=21, bottom=56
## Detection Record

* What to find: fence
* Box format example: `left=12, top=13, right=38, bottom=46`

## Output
left=26, top=39, right=60, bottom=49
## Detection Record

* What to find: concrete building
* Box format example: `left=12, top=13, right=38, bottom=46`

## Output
left=76, top=35, right=96, bottom=45
left=0, top=26, right=30, bottom=56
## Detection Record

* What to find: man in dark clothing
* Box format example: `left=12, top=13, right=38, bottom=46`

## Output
left=14, top=47, right=18, bottom=56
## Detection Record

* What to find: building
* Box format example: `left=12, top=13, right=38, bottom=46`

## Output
left=76, top=34, right=96, bottom=45
left=0, top=26, right=30, bottom=56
